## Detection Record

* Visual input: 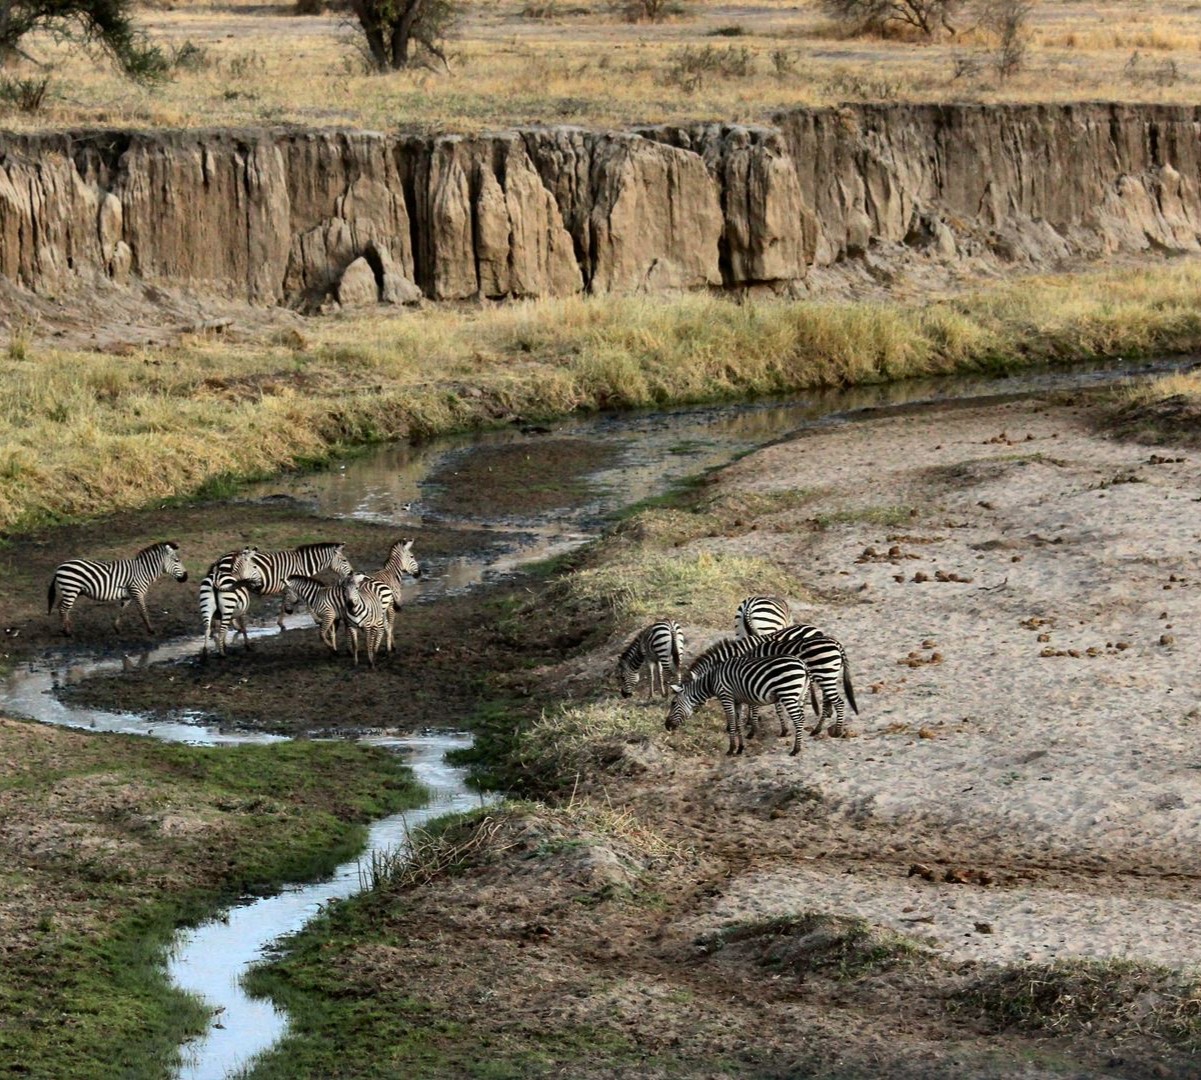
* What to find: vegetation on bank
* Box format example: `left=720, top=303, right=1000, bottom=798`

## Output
left=5, top=263, right=1201, bottom=531
left=0, top=720, right=427, bottom=1079
left=1095, top=366, right=1201, bottom=444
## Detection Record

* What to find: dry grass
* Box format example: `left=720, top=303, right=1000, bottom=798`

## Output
left=3, top=0, right=1201, bottom=133
left=5, top=261, right=1201, bottom=530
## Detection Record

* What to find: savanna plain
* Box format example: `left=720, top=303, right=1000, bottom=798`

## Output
left=5, top=0, right=1201, bottom=1076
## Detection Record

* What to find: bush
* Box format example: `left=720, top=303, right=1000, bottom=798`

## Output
left=822, top=0, right=961, bottom=38
left=0, top=74, right=50, bottom=112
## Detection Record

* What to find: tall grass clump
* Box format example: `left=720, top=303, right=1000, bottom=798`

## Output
left=6, top=264, right=1201, bottom=530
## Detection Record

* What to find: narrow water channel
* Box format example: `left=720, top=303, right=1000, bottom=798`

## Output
left=1, top=353, right=1194, bottom=1079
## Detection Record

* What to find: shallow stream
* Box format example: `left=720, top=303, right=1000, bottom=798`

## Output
left=1, top=353, right=1193, bottom=1078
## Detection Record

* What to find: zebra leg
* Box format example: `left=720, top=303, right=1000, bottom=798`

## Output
left=744, top=704, right=758, bottom=739
left=775, top=702, right=789, bottom=737
left=132, top=589, right=155, bottom=635
left=782, top=695, right=806, bottom=757
left=828, top=690, right=846, bottom=739
left=720, top=694, right=743, bottom=756
left=809, top=681, right=827, bottom=736
left=236, top=616, right=251, bottom=652
left=58, top=591, right=77, bottom=635
left=385, top=608, right=395, bottom=655
left=348, top=626, right=360, bottom=665
left=277, top=599, right=288, bottom=630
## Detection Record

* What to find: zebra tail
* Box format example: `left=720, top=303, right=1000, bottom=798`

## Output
left=670, top=632, right=681, bottom=677
left=47, top=577, right=56, bottom=615
left=841, top=645, right=859, bottom=715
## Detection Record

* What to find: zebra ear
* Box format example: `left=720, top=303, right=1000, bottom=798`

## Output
left=403, top=538, right=414, bottom=549
left=670, top=683, right=683, bottom=694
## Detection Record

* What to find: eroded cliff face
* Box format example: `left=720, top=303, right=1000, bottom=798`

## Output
left=1, top=104, right=1199, bottom=309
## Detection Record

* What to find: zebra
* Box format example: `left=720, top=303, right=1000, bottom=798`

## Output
left=685, top=625, right=858, bottom=738
left=735, top=595, right=793, bottom=639
left=199, top=548, right=264, bottom=659
left=341, top=573, right=390, bottom=667
left=617, top=620, right=684, bottom=699
left=282, top=575, right=348, bottom=654
left=236, top=543, right=355, bottom=628
left=48, top=541, right=189, bottom=636
left=667, top=654, right=813, bottom=757
left=363, top=538, right=421, bottom=652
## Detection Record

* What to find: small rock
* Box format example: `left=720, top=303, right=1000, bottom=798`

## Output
left=907, top=863, right=936, bottom=881
left=943, top=867, right=971, bottom=884
left=917, top=727, right=937, bottom=739
left=974, top=921, right=994, bottom=934
left=337, top=256, right=381, bottom=308
left=913, top=571, right=929, bottom=583
left=1160, top=634, right=1175, bottom=646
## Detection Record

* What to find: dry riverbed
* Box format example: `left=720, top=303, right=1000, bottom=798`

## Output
left=243, top=392, right=1201, bottom=1078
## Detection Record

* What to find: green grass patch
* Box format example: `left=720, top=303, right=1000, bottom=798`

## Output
left=0, top=724, right=427, bottom=1079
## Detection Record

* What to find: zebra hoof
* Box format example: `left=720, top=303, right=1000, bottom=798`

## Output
left=790, top=747, right=801, bottom=757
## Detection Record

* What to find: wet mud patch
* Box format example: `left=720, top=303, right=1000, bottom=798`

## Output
left=421, top=436, right=623, bottom=521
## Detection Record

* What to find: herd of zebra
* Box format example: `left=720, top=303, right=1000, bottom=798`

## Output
left=616, top=595, right=858, bottom=756
left=46, top=538, right=422, bottom=667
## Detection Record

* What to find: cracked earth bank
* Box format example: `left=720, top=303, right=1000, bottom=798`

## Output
left=321, top=394, right=1201, bottom=1080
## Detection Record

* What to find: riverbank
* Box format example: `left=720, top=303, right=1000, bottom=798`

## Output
left=6, top=261, right=1201, bottom=532
left=239, top=391, right=1201, bottom=1078
left=0, top=724, right=425, bottom=1078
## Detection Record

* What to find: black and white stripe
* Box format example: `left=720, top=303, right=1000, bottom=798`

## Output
left=241, top=543, right=355, bottom=628
left=282, top=575, right=349, bottom=654
left=363, top=538, right=421, bottom=651
left=735, top=595, right=792, bottom=639
left=200, top=548, right=263, bottom=658
left=48, top=541, right=189, bottom=636
left=617, top=620, right=685, bottom=698
left=341, top=573, right=390, bottom=667
left=667, top=654, right=813, bottom=757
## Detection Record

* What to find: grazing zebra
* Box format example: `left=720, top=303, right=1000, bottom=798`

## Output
left=282, top=575, right=347, bottom=654
left=341, top=573, right=390, bottom=667
left=363, top=538, right=421, bottom=650
left=686, top=626, right=857, bottom=739
left=48, top=541, right=189, bottom=636
left=667, top=654, right=813, bottom=757
left=199, top=548, right=264, bottom=659
left=763, top=625, right=858, bottom=737
left=237, top=543, right=354, bottom=628
left=617, top=620, right=684, bottom=699
left=735, top=595, right=792, bottom=639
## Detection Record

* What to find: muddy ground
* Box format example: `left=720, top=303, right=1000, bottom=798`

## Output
left=6, top=392, right=1201, bottom=1077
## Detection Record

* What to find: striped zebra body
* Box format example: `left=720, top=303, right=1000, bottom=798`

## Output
left=241, top=543, right=354, bottom=628
left=617, top=620, right=684, bottom=699
left=48, top=541, right=189, bottom=636
left=668, top=654, right=813, bottom=757
left=763, top=625, right=858, bottom=737
left=341, top=573, right=390, bottom=667
left=200, top=548, right=264, bottom=659
left=282, top=575, right=350, bottom=653
left=363, top=539, right=421, bottom=653
left=735, top=595, right=792, bottom=639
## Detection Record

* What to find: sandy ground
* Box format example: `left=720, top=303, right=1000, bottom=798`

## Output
left=607, top=395, right=1201, bottom=970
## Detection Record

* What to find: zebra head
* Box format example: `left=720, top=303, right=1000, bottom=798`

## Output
left=281, top=577, right=303, bottom=614
left=161, top=542, right=189, bottom=583
left=231, top=547, right=264, bottom=591
left=392, top=538, right=421, bottom=578
left=617, top=657, right=640, bottom=698
left=340, top=572, right=367, bottom=613
left=328, top=544, right=354, bottom=578
left=665, top=684, right=694, bottom=731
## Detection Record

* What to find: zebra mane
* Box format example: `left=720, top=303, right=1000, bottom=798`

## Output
left=295, top=542, right=344, bottom=556
left=618, top=634, right=645, bottom=672
left=137, top=541, right=177, bottom=560
left=685, top=635, right=753, bottom=679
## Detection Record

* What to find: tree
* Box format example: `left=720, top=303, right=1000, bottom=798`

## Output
left=977, top=0, right=1034, bottom=78
left=348, top=0, right=459, bottom=72
left=822, top=0, right=961, bottom=38
left=0, top=0, right=167, bottom=80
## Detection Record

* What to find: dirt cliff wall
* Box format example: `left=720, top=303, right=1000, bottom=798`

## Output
left=0, top=104, right=1198, bottom=308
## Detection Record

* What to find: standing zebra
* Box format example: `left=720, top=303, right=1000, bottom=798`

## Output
left=341, top=573, right=390, bottom=668
left=199, top=548, right=264, bottom=659
left=617, top=620, right=685, bottom=698
left=48, top=541, right=189, bottom=636
left=735, top=595, right=792, bottom=639
left=235, top=543, right=354, bottom=628
left=282, top=575, right=348, bottom=654
left=363, top=538, right=421, bottom=652
left=667, top=654, right=813, bottom=757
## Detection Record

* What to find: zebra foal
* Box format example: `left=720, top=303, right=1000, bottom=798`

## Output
left=617, top=620, right=685, bottom=699
left=231, top=543, right=355, bottom=629
left=735, top=595, right=793, bottom=639
left=48, top=541, right=189, bottom=636
left=667, top=654, right=813, bottom=757
left=282, top=574, right=352, bottom=654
